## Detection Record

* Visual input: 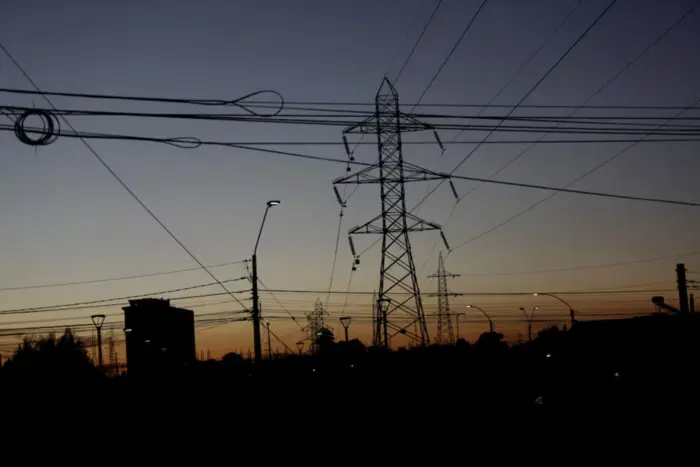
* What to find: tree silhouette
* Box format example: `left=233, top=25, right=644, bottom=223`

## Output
left=474, top=331, right=508, bottom=352
left=3, top=329, right=98, bottom=383
left=221, top=352, right=244, bottom=366
left=315, top=327, right=335, bottom=354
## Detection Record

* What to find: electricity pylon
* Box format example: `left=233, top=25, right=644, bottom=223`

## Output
left=334, top=78, right=451, bottom=348
left=428, top=252, right=461, bottom=345
left=303, top=298, right=328, bottom=354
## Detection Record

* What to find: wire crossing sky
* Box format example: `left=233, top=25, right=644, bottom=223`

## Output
left=1, top=0, right=699, bottom=355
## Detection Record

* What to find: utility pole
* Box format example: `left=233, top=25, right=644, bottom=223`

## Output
left=334, top=78, right=452, bottom=348
left=428, top=252, right=461, bottom=345
left=266, top=320, right=272, bottom=360
left=296, top=341, right=304, bottom=355
left=339, top=316, right=352, bottom=342
left=90, top=314, right=105, bottom=369
left=691, top=293, right=695, bottom=313
left=252, top=254, right=262, bottom=362
left=677, top=263, right=689, bottom=314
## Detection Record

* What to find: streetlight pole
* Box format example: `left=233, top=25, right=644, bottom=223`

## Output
left=252, top=200, right=280, bottom=365
left=466, top=305, right=493, bottom=333
left=90, top=314, right=106, bottom=369
left=520, top=306, right=538, bottom=341
left=534, top=293, right=575, bottom=327
left=339, top=316, right=352, bottom=342
left=455, top=313, right=466, bottom=340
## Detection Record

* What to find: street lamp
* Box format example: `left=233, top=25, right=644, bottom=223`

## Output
left=466, top=305, right=494, bottom=333
left=455, top=312, right=466, bottom=341
left=252, top=199, right=281, bottom=364
left=339, top=316, right=352, bottom=342
left=534, top=293, right=575, bottom=327
left=520, top=306, right=538, bottom=341
left=90, top=314, right=106, bottom=369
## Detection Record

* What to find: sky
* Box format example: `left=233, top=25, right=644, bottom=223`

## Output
left=1, top=0, right=700, bottom=358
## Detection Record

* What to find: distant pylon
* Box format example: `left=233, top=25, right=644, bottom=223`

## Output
left=303, top=298, right=328, bottom=354
left=334, top=78, right=452, bottom=348
left=428, top=252, right=461, bottom=345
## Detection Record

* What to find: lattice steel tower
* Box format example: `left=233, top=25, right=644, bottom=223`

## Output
left=428, top=252, right=460, bottom=345
left=334, top=78, right=450, bottom=348
left=303, top=298, right=328, bottom=354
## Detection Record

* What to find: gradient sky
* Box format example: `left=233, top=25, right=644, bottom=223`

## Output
left=1, top=0, right=699, bottom=357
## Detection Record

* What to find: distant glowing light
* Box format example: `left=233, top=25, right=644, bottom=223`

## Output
left=350, top=364, right=355, bottom=368
left=614, top=372, right=620, bottom=378
left=124, top=328, right=132, bottom=333
left=144, top=339, right=151, bottom=344
left=312, top=368, right=316, bottom=372
left=546, top=353, right=552, bottom=358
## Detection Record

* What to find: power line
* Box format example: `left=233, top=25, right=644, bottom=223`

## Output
left=394, top=0, right=444, bottom=84
left=256, top=277, right=304, bottom=329
left=324, top=206, right=345, bottom=311
left=460, top=249, right=700, bottom=277
left=411, top=0, right=490, bottom=109
left=0, top=259, right=247, bottom=292
left=0, top=43, right=255, bottom=314
left=260, top=288, right=675, bottom=296
left=5, top=124, right=700, bottom=148
left=3, top=86, right=699, bottom=110
left=446, top=0, right=584, bottom=146
left=447, top=173, right=700, bottom=208
left=0, top=291, right=251, bottom=316
left=0, top=278, right=249, bottom=315
left=411, top=0, right=620, bottom=214
left=354, top=0, right=620, bottom=260
left=5, top=102, right=700, bottom=124
left=447, top=2, right=700, bottom=253
left=417, top=0, right=585, bottom=272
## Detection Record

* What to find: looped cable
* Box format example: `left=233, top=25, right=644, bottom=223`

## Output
left=229, top=90, right=285, bottom=117
left=13, top=109, right=60, bottom=146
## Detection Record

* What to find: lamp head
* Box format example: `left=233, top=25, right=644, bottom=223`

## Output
left=466, top=305, right=472, bottom=308
left=91, top=314, right=106, bottom=328
left=267, top=200, right=281, bottom=207
left=533, top=293, right=539, bottom=297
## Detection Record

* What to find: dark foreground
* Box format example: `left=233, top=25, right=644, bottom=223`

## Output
left=3, top=313, right=699, bottom=435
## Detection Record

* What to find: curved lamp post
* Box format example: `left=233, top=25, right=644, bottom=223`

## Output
left=339, top=316, right=352, bottom=342
left=455, top=313, right=466, bottom=341
left=90, top=314, right=106, bottom=369
left=534, top=292, right=575, bottom=327
left=466, top=305, right=494, bottom=333
left=252, top=200, right=281, bottom=364
left=519, top=306, right=538, bottom=341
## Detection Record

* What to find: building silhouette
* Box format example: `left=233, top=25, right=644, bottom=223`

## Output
left=122, top=298, right=196, bottom=377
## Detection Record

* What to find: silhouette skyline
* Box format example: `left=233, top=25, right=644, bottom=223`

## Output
left=1, top=0, right=700, bottom=356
